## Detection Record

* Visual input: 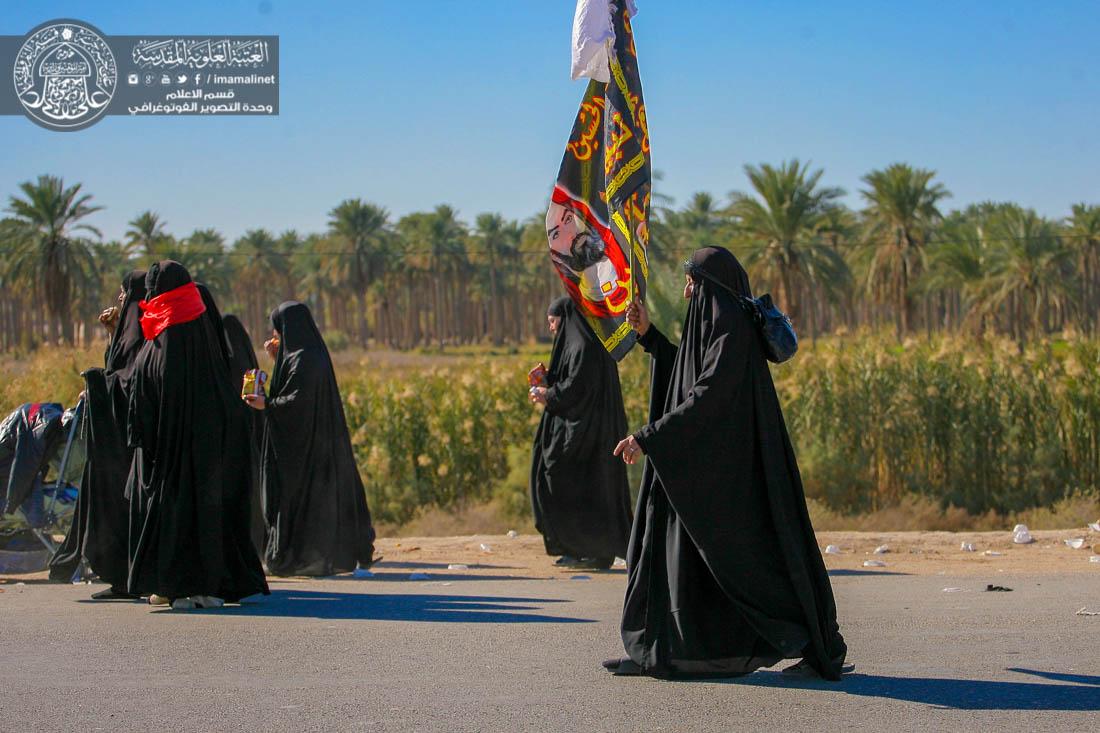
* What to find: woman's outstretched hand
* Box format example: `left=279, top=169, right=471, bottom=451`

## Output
left=243, top=394, right=266, bottom=411
left=529, top=386, right=548, bottom=406
left=613, top=435, right=644, bottom=465
left=626, top=299, right=650, bottom=337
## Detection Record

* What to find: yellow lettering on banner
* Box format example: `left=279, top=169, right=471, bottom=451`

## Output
left=605, top=151, right=646, bottom=202
left=602, top=319, right=633, bottom=353
left=611, top=210, right=629, bottom=240
left=611, top=208, right=648, bottom=282
left=609, top=56, right=636, bottom=120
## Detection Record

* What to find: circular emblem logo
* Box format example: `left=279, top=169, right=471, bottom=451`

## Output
left=13, top=19, right=117, bottom=131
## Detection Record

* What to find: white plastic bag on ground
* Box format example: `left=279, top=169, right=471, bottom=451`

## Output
left=824, top=545, right=841, bottom=555
left=863, top=560, right=886, bottom=567
left=960, top=542, right=976, bottom=552
left=1012, top=524, right=1034, bottom=544
left=873, top=545, right=890, bottom=555
left=1065, top=538, right=1086, bottom=550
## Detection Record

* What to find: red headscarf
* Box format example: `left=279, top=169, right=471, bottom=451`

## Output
left=139, top=281, right=207, bottom=340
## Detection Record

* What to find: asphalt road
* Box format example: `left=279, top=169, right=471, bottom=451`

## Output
left=1, top=565, right=1098, bottom=732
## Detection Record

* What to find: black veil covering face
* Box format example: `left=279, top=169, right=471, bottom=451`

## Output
left=261, top=301, right=375, bottom=576
left=125, top=260, right=268, bottom=601
left=222, top=314, right=266, bottom=556
left=196, top=283, right=232, bottom=370
left=49, top=270, right=146, bottom=587
left=620, top=246, right=846, bottom=679
left=530, top=296, right=632, bottom=561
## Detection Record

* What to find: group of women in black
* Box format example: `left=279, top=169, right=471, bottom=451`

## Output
left=51, top=248, right=847, bottom=680
left=529, top=246, right=849, bottom=681
left=50, top=260, right=375, bottom=610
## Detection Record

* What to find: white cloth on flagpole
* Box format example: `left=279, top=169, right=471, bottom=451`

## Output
left=571, top=0, right=638, bottom=82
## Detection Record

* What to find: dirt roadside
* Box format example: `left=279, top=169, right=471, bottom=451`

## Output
left=363, top=529, right=1100, bottom=579
left=3, top=529, right=1098, bottom=584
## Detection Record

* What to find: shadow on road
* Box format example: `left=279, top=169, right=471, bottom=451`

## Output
left=367, top=561, right=526, bottom=571
left=199, top=589, right=596, bottom=624
left=706, top=670, right=1100, bottom=711
left=325, top=560, right=537, bottom=581
left=334, top=571, right=541, bottom=582
left=1007, top=668, right=1100, bottom=687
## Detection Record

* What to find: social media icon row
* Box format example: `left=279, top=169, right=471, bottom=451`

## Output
left=128, top=73, right=200, bottom=85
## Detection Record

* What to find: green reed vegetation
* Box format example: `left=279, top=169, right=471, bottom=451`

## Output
left=3, top=334, right=1097, bottom=530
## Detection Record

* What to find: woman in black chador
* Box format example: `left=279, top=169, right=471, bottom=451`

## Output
left=126, top=261, right=268, bottom=609
left=49, top=271, right=147, bottom=597
left=605, top=246, right=848, bottom=680
left=528, top=297, right=632, bottom=570
left=222, top=314, right=266, bottom=556
left=244, top=301, right=375, bottom=577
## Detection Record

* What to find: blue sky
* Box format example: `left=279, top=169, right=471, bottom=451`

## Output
left=2, top=1, right=1099, bottom=243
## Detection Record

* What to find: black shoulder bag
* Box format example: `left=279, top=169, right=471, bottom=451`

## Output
left=685, top=262, right=799, bottom=364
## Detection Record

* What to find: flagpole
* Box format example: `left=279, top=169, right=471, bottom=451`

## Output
left=626, top=205, right=638, bottom=304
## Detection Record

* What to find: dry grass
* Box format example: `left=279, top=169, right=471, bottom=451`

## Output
left=807, top=494, right=1099, bottom=532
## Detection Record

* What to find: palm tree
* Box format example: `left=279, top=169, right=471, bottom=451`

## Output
left=4, top=175, right=101, bottom=344
left=921, top=212, right=987, bottom=333
left=126, top=210, right=171, bottom=258
left=980, top=206, right=1074, bottom=343
left=654, top=191, right=728, bottom=263
left=173, top=228, right=231, bottom=298
left=233, top=229, right=289, bottom=338
left=291, top=233, right=334, bottom=331
left=274, top=230, right=304, bottom=301
left=1065, top=203, right=1100, bottom=335
left=858, top=163, right=950, bottom=337
left=418, top=206, right=467, bottom=345
left=327, top=200, right=391, bottom=346
left=473, top=212, right=521, bottom=344
left=728, top=160, right=850, bottom=337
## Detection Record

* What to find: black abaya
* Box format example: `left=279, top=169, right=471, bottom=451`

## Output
left=222, top=314, right=266, bottom=556
left=125, top=261, right=268, bottom=601
left=260, top=301, right=375, bottom=576
left=196, top=283, right=232, bottom=371
left=530, top=297, right=632, bottom=561
left=620, top=246, right=846, bottom=680
left=49, top=271, right=147, bottom=588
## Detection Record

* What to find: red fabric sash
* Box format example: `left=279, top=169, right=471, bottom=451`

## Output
left=139, top=282, right=207, bottom=340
